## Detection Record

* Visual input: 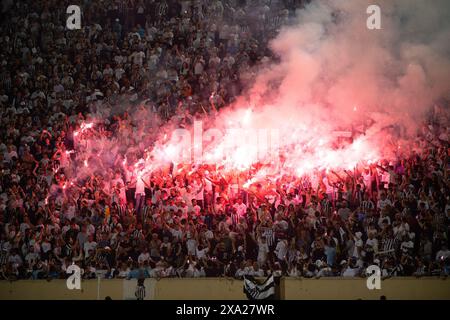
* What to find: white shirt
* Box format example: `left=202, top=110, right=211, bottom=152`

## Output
left=194, top=61, right=204, bottom=75
left=25, top=252, right=38, bottom=265
left=193, top=181, right=204, bottom=201
left=274, top=240, right=288, bottom=261
left=135, top=176, right=146, bottom=195
left=362, top=171, right=371, bottom=187
left=257, top=240, right=269, bottom=263
left=42, top=241, right=52, bottom=253
left=196, top=247, right=209, bottom=260
left=352, top=238, right=364, bottom=258
left=377, top=199, right=392, bottom=210
left=274, top=220, right=289, bottom=231
left=366, top=238, right=378, bottom=252
left=323, top=177, right=334, bottom=194
left=138, top=252, right=151, bottom=264
left=131, top=51, right=145, bottom=65
left=86, top=224, right=95, bottom=237
left=378, top=215, right=391, bottom=228
left=233, top=203, right=247, bottom=216
left=342, top=267, right=358, bottom=277
left=170, top=228, right=183, bottom=241
left=84, top=241, right=97, bottom=257
left=186, top=239, right=197, bottom=256
left=251, top=268, right=265, bottom=277
left=393, top=223, right=409, bottom=237
left=188, top=204, right=201, bottom=215
left=115, top=68, right=125, bottom=80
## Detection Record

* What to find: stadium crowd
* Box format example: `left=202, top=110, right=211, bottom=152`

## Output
left=0, top=0, right=449, bottom=281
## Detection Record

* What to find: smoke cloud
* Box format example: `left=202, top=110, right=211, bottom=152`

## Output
left=68, top=0, right=450, bottom=182
left=246, top=0, right=450, bottom=126
left=202, top=0, right=450, bottom=170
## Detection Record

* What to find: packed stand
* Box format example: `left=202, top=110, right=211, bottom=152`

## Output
left=0, top=0, right=449, bottom=281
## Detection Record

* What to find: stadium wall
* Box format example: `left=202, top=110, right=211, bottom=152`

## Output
left=0, top=278, right=449, bottom=300
left=0, top=279, right=124, bottom=300
left=281, top=277, right=450, bottom=300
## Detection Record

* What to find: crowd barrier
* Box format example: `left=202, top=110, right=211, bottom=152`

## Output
left=0, top=277, right=449, bottom=300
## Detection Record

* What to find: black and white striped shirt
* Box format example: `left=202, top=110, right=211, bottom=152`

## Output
left=0, top=74, right=12, bottom=91
left=118, top=1, right=127, bottom=14
left=113, top=203, right=126, bottom=217
left=320, top=199, right=331, bottom=215
left=361, top=200, right=374, bottom=213
left=131, top=229, right=142, bottom=241
left=135, top=285, right=146, bottom=300
left=353, top=190, right=364, bottom=207
left=263, top=228, right=275, bottom=248
left=381, top=237, right=397, bottom=256
left=0, top=251, right=8, bottom=266
left=142, top=205, right=152, bottom=223
left=157, top=2, right=168, bottom=17
left=231, top=212, right=239, bottom=226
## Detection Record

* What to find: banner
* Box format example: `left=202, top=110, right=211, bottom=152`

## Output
left=243, top=275, right=276, bottom=300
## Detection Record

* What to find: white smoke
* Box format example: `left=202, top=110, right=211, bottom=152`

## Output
left=69, top=0, right=450, bottom=182
left=243, top=0, right=450, bottom=129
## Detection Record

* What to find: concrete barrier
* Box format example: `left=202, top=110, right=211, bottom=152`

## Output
left=281, top=277, right=450, bottom=300
left=0, top=279, right=123, bottom=300
left=0, top=277, right=449, bottom=300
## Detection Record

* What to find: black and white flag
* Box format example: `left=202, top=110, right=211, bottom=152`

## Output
left=243, top=275, right=276, bottom=300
